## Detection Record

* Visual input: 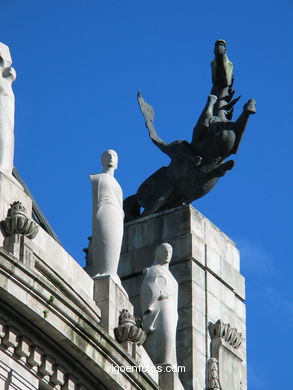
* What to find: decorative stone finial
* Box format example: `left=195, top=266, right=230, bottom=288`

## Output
left=2, top=201, right=39, bottom=239
left=114, top=309, right=146, bottom=345
left=209, top=319, right=242, bottom=349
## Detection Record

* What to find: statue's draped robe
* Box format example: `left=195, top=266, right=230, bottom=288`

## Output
left=141, top=263, right=178, bottom=366
left=90, top=173, right=124, bottom=278
left=0, top=69, right=15, bottom=175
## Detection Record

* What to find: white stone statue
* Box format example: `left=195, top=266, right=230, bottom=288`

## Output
left=140, top=243, right=178, bottom=367
left=0, top=43, right=16, bottom=177
left=90, top=149, right=124, bottom=281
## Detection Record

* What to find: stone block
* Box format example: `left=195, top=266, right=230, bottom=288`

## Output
left=171, top=260, right=192, bottom=284
left=191, top=235, right=205, bottom=265
left=190, top=207, right=205, bottom=241
left=32, top=226, right=95, bottom=301
left=3, top=233, right=22, bottom=260
left=220, top=258, right=245, bottom=300
left=51, top=365, right=66, bottom=386
left=191, top=262, right=206, bottom=289
left=93, top=275, right=133, bottom=336
left=226, top=241, right=240, bottom=270
left=129, top=294, right=141, bottom=318
left=121, top=274, right=143, bottom=299
left=3, top=234, right=34, bottom=265
left=177, top=327, right=207, bottom=388
left=205, top=220, right=227, bottom=257
left=132, top=344, right=159, bottom=383
left=119, top=205, right=247, bottom=390
left=207, top=293, right=222, bottom=323
left=207, top=273, right=235, bottom=312
left=206, top=245, right=222, bottom=275
left=177, top=281, right=193, bottom=310
left=193, top=285, right=206, bottom=315
left=158, top=364, right=184, bottom=390
left=0, top=317, right=5, bottom=338
left=118, top=250, right=133, bottom=277
left=39, top=354, right=55, bottom=376
left=192, top=350, right=206, bottom=388
left=27, top=346, right=43, bottom=367
left=63, top=375, right=78, bottom=390
left=2, top=326, right=18, bottom=348
left=21, top=236, right=34, bottom=266
left=219, top=345, right=243, bottom=390
left=14, top=336, right=31, bottom=357
left=235, top=298, right=246, bottom=321
left=171, top=234, right=193, bottom=263
left=132, top=246, right=156, bottom=273
left=193, top=331, right=205, bottom=354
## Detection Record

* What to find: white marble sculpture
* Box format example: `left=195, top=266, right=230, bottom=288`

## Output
left=140, top=243, right=178, bottom=367
left=90, top=149, right=124, bottom=281
left=0, top=43, right=16, bottom=177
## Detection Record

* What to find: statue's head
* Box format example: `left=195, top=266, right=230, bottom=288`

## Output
left=154, top=243, right=173, bottom=265
left=101, top=149, right=118, bottom=170
left=214, top=39, right=227, bottom=55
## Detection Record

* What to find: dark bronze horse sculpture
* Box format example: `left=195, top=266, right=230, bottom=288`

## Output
left=124, top=40, right=256, bottom=221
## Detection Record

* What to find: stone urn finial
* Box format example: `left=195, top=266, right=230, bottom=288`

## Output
left=114, top=309, right=146, bottom=345
left=2, top=201, right=39, bottom=239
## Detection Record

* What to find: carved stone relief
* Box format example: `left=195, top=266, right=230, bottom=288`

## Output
left=2, top=201, right=39, bottom=239
left=114, top=309, right=146, bottom=345
left=208, top=319, right=244, bottom=390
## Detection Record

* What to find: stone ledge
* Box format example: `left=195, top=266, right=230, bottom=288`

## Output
left=0, top=251, right=159, bottom=390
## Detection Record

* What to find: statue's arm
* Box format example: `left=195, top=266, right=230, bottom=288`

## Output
left=137, top=91, right=174, bottom=158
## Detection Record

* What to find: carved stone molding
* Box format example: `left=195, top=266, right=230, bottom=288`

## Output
left=209, top=319, right=242, bottom=349
left=114, top=309, right=146, bottom=345
left=208, top=319, right=244, bottom=390
left=207, top=358, right=221, bottom=390
left=0, top=316, right=88, bottom=389
left=2, top=201, right=39, bottom=239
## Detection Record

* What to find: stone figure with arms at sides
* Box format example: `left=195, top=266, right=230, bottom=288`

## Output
left=90, top=150, right=124, bottom=283
left=0, top=42, right=16, bottom=177
left=124, top=40, right=256, bottom=221
left=140, top=243, right=178, bottom=367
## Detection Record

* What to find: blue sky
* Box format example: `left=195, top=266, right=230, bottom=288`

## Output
left=1, top=1, right=292, bottom=388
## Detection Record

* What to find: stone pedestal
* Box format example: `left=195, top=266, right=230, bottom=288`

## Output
left=119, top=205, right=247, bottom=390
left=120, top=342, right=159, bottom=384
left=93, top=275, right=133, bottom=337
left=3, top=233, right=34, bottom=266
left=158, top=364, right=185, bottom=390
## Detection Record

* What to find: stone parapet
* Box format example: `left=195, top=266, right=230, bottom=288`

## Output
left=0, top=248, right=159, bottom=390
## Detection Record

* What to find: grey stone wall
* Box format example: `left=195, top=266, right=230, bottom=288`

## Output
left=119, top=205, right=247, bottom=390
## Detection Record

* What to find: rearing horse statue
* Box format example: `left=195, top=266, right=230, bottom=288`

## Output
left=124, top=40, right=256, bottom=221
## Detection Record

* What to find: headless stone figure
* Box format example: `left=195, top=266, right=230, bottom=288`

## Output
left=0, top=43, right=16, bottom=177
left=140, top=243, right=178, bottom=367
left=90, top=150, right=124, bottom=282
